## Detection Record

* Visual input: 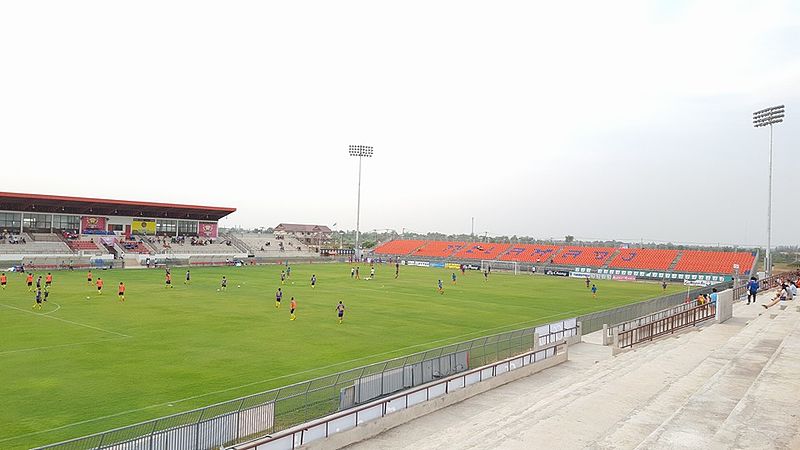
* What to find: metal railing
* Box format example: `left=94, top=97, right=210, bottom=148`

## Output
left=617, top=303, right=717, bottom=348
left=732, top=271, right=796, bottom=300
left=34, top=318, right=578, bottom=450
left=230, top=341, right=568, bottom=450
left=576, top=282, right=730, bottom=335
left=606, top=298, right=702, bottom=340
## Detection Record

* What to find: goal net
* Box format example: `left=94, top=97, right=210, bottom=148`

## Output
left=480, top=260, right=519, bottom=275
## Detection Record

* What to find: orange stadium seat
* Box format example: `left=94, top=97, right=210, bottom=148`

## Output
left=411, top=241, right=466, bottom=258
left=453, top=242, right=512, bottom=260
left=674, top=251, right=756, bottom=275
left=66, top=240, right=99, bottom=251
left=608, top=248, right=679, bottom=271
left=499, top=245, right=561, bottom=263
left=374, top=240, right=424, bottom=255
left=552, top=246, right=615, bottom=267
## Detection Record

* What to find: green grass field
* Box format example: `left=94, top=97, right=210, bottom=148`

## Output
left=0, top=263, right=683, bottom=449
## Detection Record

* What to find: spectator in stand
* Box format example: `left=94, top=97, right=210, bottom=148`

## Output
left=762, top=284, right=789, bottom=309
left=746, top=277, right=759, bottom=305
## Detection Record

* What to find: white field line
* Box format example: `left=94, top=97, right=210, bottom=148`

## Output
left=1, top=306, right=593, bottom=444
left=0, top=303, right=131, bottom=338
left=0, top=336, right=130, bottom=356
left=40, top=302, right=62, bottom=315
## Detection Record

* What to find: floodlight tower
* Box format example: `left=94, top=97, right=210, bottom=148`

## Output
left=753, top=105, right=785, bottom=276
left=349, top=145, right=373, bottom=261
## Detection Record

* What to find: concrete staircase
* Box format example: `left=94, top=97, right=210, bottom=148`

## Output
left=667, top=250, right=684, bottom=271
left=347, top=291, right=800, bottom=450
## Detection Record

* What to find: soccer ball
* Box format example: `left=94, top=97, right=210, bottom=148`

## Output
left=86, top=296, right=90, bottom=300
left=216, top=289, right=220, bottom=292
left=237, top=285, right=241, bottom=288
left=291, top=281, right=295, bottom=285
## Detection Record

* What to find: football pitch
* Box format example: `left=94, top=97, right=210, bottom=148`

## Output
left=0, top=263, right=684, bottom=449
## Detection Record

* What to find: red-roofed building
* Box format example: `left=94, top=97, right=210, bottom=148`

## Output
left=0, top=192, right=235, bottom=238
left=273, top=223, right=332, bottom=245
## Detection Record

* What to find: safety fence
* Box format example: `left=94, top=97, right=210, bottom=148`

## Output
left=604, top=298, right=703, bottom=344
left=231, top=341, right=568, bottom=450
left=576, top=282, right=730, bottom=335
left=617, top=303, right=717, bottom=348
left=34, top=318, right=578, bottom=450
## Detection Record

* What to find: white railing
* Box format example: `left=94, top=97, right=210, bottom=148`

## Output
left=231, top=342, right=567, bottom=450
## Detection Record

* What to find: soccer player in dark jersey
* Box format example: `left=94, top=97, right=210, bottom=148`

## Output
left=585, top=276, right=591, bottom=289
left=311, top=274, right=317, bottom=288
left=36, top=275, right=42, bottom=290
left=275, top=288, right=283, bottom=308
left=33, top=288, right=43, bottom=310
left=438, top=279, right=444, bottom=294
left=355, top=267, right=360, bottom=279
left=221, top=276, right=228, bottom=291
left=451, top=272, right=457, bottom=285
left=286, top=265, right=291, bottom=278
left=395, top=263, right=399, bottom=279
left=591, top=284, right=598, bottom=298
left=662, top=280, right=667, bottom=290
left=483, top=270, right=488, bottom=281
left=335, top=301, right=346, bottom=324
left=185, top=270, right=191, bottom=284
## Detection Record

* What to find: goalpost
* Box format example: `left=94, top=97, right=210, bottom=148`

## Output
left=480, top=259, right=519, bottom=275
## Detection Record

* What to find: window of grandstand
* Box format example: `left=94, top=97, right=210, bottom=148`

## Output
left=22, top=213, right=53, bottom=231
left=156, top=219, right=177, bottom=235
left=52, top=214, right=80, bottom=231
left=178, top=220, right=198, bottom=235
left=0, top=212, right=22, bottom=230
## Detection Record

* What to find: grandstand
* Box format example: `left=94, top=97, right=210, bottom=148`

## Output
left=0, top=192, right=237, bottom=266
left=499, top=244, right=561, bottom=263
left=372, top=239, right=425, bottom=255
left=674, top=250, right=756, bottom=275
left=374, top=239, right=758, bottom=277
left=232, top=232, right=320, bottom=258
left=452, top=242, right=511, bottom=260
left=410, top=241, right=466, bottom=258
left=608, top=248, right=679, bottom=271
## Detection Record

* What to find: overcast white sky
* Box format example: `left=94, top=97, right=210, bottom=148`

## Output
left=1, top=1, right=797, bottom=246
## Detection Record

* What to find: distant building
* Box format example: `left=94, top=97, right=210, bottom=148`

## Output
left=273, top=223, right=332, bottom=245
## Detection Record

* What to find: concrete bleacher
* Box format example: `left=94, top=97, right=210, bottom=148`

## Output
left=347, top=289, right=800, bottom=449
left=232, top=233, right=319, bottom=258
left=0, top=241, right=72, bottom=254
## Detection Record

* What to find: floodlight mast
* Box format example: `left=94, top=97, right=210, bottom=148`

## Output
left=349, top=145, right=373, bottom=261
left=753, top=105, right=785, bottom=276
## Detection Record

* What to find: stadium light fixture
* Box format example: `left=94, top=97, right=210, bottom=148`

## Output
left=753, top=105, right=785, bottom=276
left=349, top=145, right=373, bottom=261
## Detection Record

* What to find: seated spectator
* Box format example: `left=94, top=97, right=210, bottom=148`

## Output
left=762, top=285, right=789, bottom=309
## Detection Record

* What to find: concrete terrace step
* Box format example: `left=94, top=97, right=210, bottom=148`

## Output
left=345, top=291, right=799, bottom=450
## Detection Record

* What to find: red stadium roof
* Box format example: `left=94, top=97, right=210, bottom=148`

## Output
left=0, top=192, right=236, bottom=221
